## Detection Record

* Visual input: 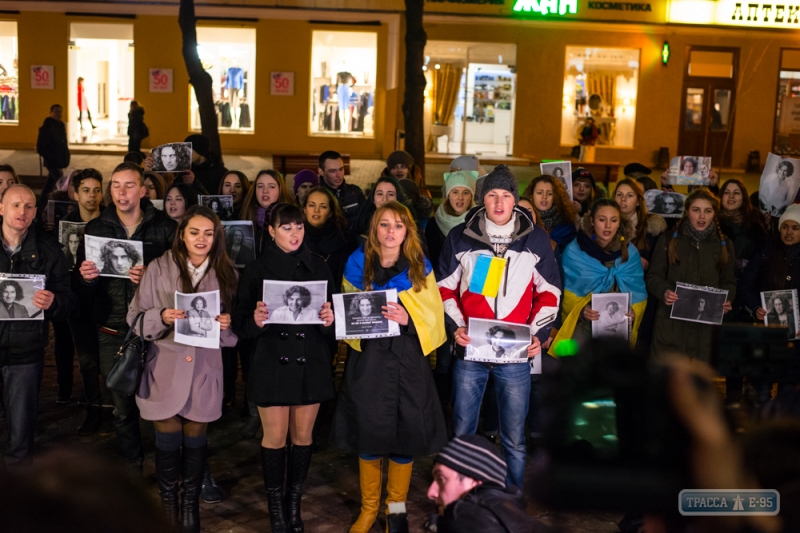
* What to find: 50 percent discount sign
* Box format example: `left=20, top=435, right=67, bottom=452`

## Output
left=270, top=72, right=294, bottom=96
left=31, top=66, right=54, bottom=90
left=149, top=68, right=173, bottom=93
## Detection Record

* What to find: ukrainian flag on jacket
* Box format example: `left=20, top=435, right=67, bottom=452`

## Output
left=549, top=235, right=647, bottom=354
left=342, top=247, right=446, bottom=355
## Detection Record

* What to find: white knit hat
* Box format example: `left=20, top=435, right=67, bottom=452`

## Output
left=779, top=204, right=800, bottom=229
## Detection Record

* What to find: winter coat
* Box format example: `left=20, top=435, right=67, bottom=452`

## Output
left=719, top=217, right=767, bottom=278
left=303, top=219, right=356, bottom=293
left=0, top=225, right=75, bottom=366
left=127, top=107, right=149, bottom=140
left=321, top=179, right=366, bottom=232
left=437, top=206, right=562, bottom=343
left=737, top=239, right=800, bottom=320
left=128, top=252, right=238, bottom=422
left=75, top=199, right=177, bottom=332
left=232, top=241, right=335, bottom=406
left=646, top=227, right=737, bottom=361
left=636, top=213, right=668, bottom=263
left=330, top=248, right=448, bottom=456
left=439, top=485, right=550, bottom=533
left=36, top=117, right=70, bottom=170
left=191, top=159, right=228, bottom=197
left=425, top=218, right=447, bottom=275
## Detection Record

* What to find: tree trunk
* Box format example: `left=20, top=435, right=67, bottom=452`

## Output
left=178, top=0, right=222, bottom=161
left=402, top=0, right=427, bottom=180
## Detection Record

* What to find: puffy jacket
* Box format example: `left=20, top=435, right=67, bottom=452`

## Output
left=738, top=239, right=800, bottom=319
left=439, top=485, right=550, bottom=533
left=75, top=199, right=177, bottom=332
left=321, top=179, right=366, bottom=231
left=437, top=206, right=561, bottom=342
left=0, top=226, right=76, bottom=365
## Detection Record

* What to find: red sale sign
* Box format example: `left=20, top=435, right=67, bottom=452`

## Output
left=30, top=66, right=54, bottom=90
left=149, top=68, right=173, bottom=93
left=270, top=72, right=294, bottom=96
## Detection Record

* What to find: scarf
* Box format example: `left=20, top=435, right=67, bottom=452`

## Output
left=627, top=211, right=639, bottom=231
left=485, top=213, right=515, bottom=256
left=719, top=208, right=744, bottom=227
left=576, top=229, right=622, bottom=264
left=539, top=205, right=562, bottom=232
left=683, top=220, right=716, bottom=243
left=434, top=203, right=467, bottom=237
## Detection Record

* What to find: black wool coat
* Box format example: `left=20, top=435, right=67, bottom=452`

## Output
left=232, top=242, right=335, bottom=406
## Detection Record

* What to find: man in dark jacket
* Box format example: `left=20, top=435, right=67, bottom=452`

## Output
left=0, top=184, right=75, bottom=465
left=318, top=150, right=365, bottom=231
left=36, top=104, right=70, bottom=176
left=76, top=161, right=177, bottom=470
left=185, top=134, right=227, bottom=195
left=426, top=434, right=548, bottom=533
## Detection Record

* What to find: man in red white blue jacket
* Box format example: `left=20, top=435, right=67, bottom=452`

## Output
left=437, top=165, right=561, bottom=489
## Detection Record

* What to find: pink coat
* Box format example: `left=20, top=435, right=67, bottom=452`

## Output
left=127, top=252, right=237, bottom=422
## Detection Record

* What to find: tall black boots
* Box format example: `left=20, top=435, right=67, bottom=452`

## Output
left=261, top=444, right=313, bottom=533
left=286, top=444, right=313, bottom=533
left=154, top=447, right=181, bottom=525
left=181, top=445, right=207, bottom=533
left=261, top=446, right=289, bottom=533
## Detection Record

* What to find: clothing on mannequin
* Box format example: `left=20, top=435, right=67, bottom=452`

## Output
left=336, top=71, right=354, bottom=134
left=77, top=78, right=96, bottom=130
left=225, top=61, right=245, bottom=129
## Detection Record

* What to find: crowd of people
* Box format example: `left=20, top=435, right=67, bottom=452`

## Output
left=1, top=123, right=798, bottom=533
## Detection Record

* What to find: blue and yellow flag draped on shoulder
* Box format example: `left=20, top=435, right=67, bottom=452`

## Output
left=549, top=240, right=647, bottom=355
left=341, top=247, right=446, bottom=355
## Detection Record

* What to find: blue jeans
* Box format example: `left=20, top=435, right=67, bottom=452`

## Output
left=452, top=358, right=530, bottom=489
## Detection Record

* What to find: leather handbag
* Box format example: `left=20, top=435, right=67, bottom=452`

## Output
left=105, top=311, right=148, bottom=396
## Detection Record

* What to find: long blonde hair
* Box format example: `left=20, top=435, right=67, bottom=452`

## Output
left=363, top=201, right=428, bottom=292
left=668, top=189, right=729, bottom=270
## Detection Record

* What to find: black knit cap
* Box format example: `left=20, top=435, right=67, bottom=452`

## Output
left=434, top=434, right=507, bottom=488
left=623, top=162, right=652, bottom=177
left=387, top=150, right=414, bottom=169
left=481, top=164, right=519, bottom=203
left=184, top=134, right=209, bottom=158
left=572, top=167, right=596, bottom=189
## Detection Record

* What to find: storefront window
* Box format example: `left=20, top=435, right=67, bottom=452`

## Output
left=0, top=21, right=18, bottom=125
left=191, top=27, right=255, bottom=133
left=773, top=50, right=800, bottom=155
left=310, top=31, right=377, bottom=137
left=561, top=47, right=639, bottom=148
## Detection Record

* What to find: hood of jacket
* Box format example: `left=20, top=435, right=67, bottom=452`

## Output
left=462, top=206, right=534, bottom=251
left=646, top=213, right=668, bottom=236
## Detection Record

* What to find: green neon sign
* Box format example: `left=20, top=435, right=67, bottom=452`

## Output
left=512, top=0, right=578, bottom=15
left=661, top=42, right=670, bottom=65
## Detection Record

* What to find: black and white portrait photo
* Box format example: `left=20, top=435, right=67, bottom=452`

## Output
left=221, top=221, right=256, bottom=268
left=761, top=289, right=800, bottom=339
left=47, top=200, right=77, bottom=227
left=645, top=190, right=685, bottom=218
left=670, top=282, right=728, bottom=325
left=759, top=152, right=800, bottom=216
left=540, top=161, right=573, bottom=200
left=332, top=289, right=401, bottom=340
left=59, top=221, right=86, bottom=270
left=83, top=235, right=145, bottom=279
left=0, top=274, right=46, bottom=321
left=591, top=293, right=630, bottom=340
left=263, top=280, right=327, bottom=325
left=669, top=155, right=712, bottom=186
left=174, top=290, right=221, bottom=349
left=150, top=142, right=193, bottom=173
left=200, top=195, right=234, bottom=219
left=465, top=318, right=531, bottom=364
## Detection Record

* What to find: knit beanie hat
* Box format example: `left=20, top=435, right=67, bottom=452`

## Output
left=450, top=155, right=480, bottom=172
left=443, top=170, right=478, bottom=197
left=184, top=134, right=210, bottom=158
left=434, top=435, right=507, bottom=488
left=779, top=204, right=800, bottom=229
left=572, top=167, right=596, bottom=189
left=481, top=164, right=519, bottom=204
left=387, top=150, right=414, bottom=169
left=623, top=162, right=652, bottom=177
left=293, top=169, right=319, bottom=195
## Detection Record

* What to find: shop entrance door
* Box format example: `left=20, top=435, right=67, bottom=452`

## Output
left=68, top=23, right=134, bottom=146
left=678, top=47, right=738, bottom=167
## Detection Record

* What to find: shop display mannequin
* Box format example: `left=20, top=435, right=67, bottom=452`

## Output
left=226, top=58, right=244, bottom=129
left=336, top=71, right=354, bottom=134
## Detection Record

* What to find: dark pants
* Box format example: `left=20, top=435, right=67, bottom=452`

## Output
left=70, top=312, right=101, bottom=407
left=128, top=134, right=143, bottom=155
left=221, top=347, right=238, bottom=408
left=53, top=319, right=74, bottom=400
left=2, top=361, right=44, bottom=465
left=98, top=329, right=143, bottom=466
left=78, top=109, right=95, bottom=128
